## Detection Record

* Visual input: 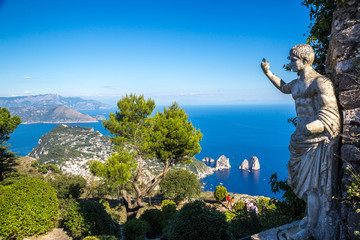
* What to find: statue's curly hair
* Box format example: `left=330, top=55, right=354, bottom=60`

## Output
left=290, top=44, right=315, bottom=65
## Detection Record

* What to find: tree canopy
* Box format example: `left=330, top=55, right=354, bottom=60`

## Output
left=0, top=108, right=21, bottom=182
left=90, top=94, right=202, bottom=215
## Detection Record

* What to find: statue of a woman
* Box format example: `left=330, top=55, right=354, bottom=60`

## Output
left=261, top=44, right=340, bottom=239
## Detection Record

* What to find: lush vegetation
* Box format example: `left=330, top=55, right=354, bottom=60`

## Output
left=0, top=177, right=58, bottom=240
left=0, top=107, right=21, bottom=182
left=49, top=174, right=87, bottom=199
left=90, top=94, right=203, bottom=218
left=214, top=185, right=228, bottom=202
left=160, top=169, right=201, bottom=204
left=164, top=200, right=233, bottom=240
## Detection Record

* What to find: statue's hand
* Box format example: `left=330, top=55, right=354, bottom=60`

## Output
left=261, top=58, right=270, bottom=73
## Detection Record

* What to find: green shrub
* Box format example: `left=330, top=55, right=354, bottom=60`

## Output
left=164, top=200, right=233, bottom=240
left=140, top=209, right=165, bottom=238
left=214, top=185, right=228, bottom=202
left=49, top=174, right=87, bottom=199
left=123, top=218, right=149, bottom=240
left=230, top=209, right=263, bottom=239
left=99, top=199, right=122, bottom=223
left=160, top=169, right=201, bottom=204
left=39, top=164, right=61, bottom=174
left=257, top=197, right=276, bottom=214
left=233, top=201, right=245, bottom=211
left=0, top=177, right=59, bottom=240
left=161, top=199, right=177, bottom=219
left=60, top=199, right=120, bottom=239
left=83, top=237, right=100, bottom=240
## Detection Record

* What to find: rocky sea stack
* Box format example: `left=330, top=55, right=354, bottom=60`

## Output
left=239, top=156, right=260, bottom=170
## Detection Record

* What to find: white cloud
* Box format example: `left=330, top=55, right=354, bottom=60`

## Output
left=23, top=91, right=32, bottom=94
left=24, top=76, right=32, bottom=79
left=103, top=85, right=117, bottom=90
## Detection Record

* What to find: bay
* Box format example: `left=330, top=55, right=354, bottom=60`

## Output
left=8, top=105, right=296, bottom=198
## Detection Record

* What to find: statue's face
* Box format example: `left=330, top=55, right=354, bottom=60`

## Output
left=289, top=54, right=305, bottom=72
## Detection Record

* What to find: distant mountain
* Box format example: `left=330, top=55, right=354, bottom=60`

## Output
left=0, top=94, right=110, bottom=110
left=0, top=94, right=110, bottom=124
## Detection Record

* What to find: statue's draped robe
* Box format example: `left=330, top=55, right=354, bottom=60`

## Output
left=287, top=86, right=340, bottom=211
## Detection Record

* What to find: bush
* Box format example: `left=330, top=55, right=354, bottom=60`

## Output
left=230, top=209, right=263, bottom=239
left=83, top=237, right=100, bottom=240
left=60, top=199, right=120, bottom=239
left=160, top=169, right=201, bottom=204
left=0, top=177, right=59, bottom=240
left=161, top=199, right=177, bottom=219
left=164, top=200, right=233, bottom=240
left=214, top=185, right=228, bottom=202
left=49, top=174, right=87, bottom=199
left=123, top=218, right=149, bottom=240
left=140, top=209, right=165, bottom=238
left=232, top=201, right=245, bottom=211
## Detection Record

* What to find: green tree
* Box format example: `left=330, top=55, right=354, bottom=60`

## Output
left=49, top=174, right=87, bottom=199
left=214, top=185, right=228, bottom=202
left=164, top=200, right=233, bottom=240
left=0, top=107, right=21, bottom=182
left=160, top=169, right=201, bottom=204
left=90, top=94, right=202, bottom=218
left=301, top=0, right=338, bottom=74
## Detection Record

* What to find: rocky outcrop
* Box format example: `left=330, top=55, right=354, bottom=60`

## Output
left=239, top=159, right=249, bottom=170
left=239, top=156, right=260, bottom=170
left=214, top=155, right=231, bottom=171
left=326, top=1, right=360, bottom=238
left=202, top=157, right=214, bottom=162
left=249, top=156, right=260, bottom=170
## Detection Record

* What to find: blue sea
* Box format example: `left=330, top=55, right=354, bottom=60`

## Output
left=8, top=105, right=296, bottom=198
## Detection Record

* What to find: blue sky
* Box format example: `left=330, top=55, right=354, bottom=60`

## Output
left=0, top=0, right=311, bottom=106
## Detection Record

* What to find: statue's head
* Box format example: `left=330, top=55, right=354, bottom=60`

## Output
left=289, top=44, right=315, bottom=66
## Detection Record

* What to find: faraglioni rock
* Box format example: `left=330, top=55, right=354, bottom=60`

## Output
left=239, top=159, right=249, bottom=170
left=249, top=156, right=260, bottom=170
left=215, top=155, right=231, bottom=171
left=202, top=157, right=214, bottom=162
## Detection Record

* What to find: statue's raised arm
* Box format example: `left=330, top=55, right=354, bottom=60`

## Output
left=261, top=58, right=292, bottom=94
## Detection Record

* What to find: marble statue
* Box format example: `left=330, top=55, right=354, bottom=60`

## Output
left=261, top=44, right=340, bottom=239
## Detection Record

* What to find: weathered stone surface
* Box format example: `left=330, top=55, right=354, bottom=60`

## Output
left=340, top=89, right=360, bottom=109
left=343, top=109, right=360, bottom=125
left=341, top=144, right=360, bottom=162
left=249, top=156, right=260, bottom=170
left=338, top=73, right=360, bottom=91
left=214, top=155, right=231, bottom=171
left=251, top=220, right=301, bottom=240
left=343, top=124, right=360, bottom=147
left=239, top=159, right=249, bottom=170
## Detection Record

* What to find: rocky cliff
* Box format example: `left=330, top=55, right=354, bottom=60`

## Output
left=239, top=159, right=249, bottom=170
left=249, top=156, right=260, bottom=170
left=214, top=155, right=231, bottom=171
left=239, top=156, right=260, bottom=170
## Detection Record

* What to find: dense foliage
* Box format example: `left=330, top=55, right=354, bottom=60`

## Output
left=49, top=174, right=87, bottom=199
left=268, top=173, right=306, bottom=222
left=164, top=200, right=233, bottom=240
left=0, top=177, right=58, bottom=240
left=60, top=199, right=120, bottom=240
left=301, top=0, right=338, bottom=74
left=140, top=209, right=165, bottom=238
left=230, top=209, right=262, bottom=239
left=123, top=218, right=149, bottom=240
left=0, top=108, right=21, bottom=182
left=160, top=169, right=201, bottom=204
left=214, top=185, right=228, bottom=202
left=91, top=94, right=202, bottom=215
left=161, top=199, right=177, bottom=219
